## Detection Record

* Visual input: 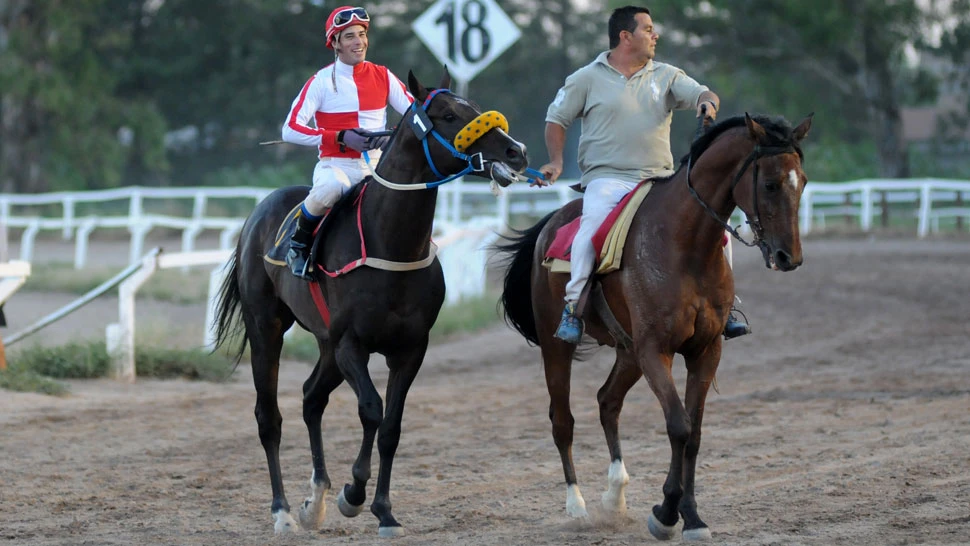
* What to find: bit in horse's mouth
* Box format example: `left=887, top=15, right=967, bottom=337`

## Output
left=488, top=161, right=519, bottom=187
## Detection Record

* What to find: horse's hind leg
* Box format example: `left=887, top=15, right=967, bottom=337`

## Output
left=597, top=350, right=642, bottom=515
left=245, top=307, right=297, bottom=534
left=332, top=334, right=380, bottom=519
left=540, top=340, right=587, bottom=518
left=298, top=339, right=343, bottom=530
left=369, top=344, right=426, bottom=537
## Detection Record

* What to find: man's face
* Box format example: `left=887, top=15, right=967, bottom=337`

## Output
left=335, top=24, right=368, bottom=65
left=630, top=13, right=659, bottom=59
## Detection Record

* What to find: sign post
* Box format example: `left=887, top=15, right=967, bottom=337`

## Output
left=412, top=0, right=521, bottom=94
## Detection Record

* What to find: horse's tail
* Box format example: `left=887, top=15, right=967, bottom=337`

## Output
left=495, top=211, right=555, bottom=346
left=212, top=252, right=248, bottom=364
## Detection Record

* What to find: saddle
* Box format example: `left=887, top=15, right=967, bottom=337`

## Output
left=543, top=181, right=653, bottom=274
left=264, top=202, right=332, bottom=269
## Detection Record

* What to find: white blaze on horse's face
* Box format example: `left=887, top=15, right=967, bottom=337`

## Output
left=788, top=169, right=799, bottom=190
left=496, top=128, right=527, bottom=161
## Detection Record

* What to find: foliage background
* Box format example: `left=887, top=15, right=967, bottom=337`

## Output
left=2, top=0, right=968, bottom=194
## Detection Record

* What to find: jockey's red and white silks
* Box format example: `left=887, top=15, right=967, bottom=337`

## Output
left=282, top=60, right=412, bottom=159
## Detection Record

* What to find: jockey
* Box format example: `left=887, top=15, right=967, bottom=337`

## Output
left=537, top=6, right=751, bottom=344
left=281, top=5, right=414, bottom=279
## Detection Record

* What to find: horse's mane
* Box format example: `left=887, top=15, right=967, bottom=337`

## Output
left=689, top=114, right=803, bottom=164
left=652, top=114, right=802, bottom=185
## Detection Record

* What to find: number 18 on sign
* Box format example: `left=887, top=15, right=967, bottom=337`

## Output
left=412, top=0, right=521, bottom=85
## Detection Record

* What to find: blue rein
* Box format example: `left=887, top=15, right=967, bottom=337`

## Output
left=369, top=89, right=544, bottom=189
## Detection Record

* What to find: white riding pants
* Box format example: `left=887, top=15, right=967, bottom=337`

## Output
left=564, top=177, right=639, bottom=304
left=304, top=151, right=382, bottom=217
left=564, top=176, right=737, bottom=305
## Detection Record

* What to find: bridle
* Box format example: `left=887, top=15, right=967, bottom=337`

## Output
left=685, top=134, right=800, bottom=268
left=369, top=89, right=493, bottom=191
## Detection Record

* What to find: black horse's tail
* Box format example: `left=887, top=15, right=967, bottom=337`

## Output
left=212, top=252, right=248, bottom=364
left=495, top=212, right=555, bottom=346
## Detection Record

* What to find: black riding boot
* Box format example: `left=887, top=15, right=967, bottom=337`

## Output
left=286, top=214, right=316, bottom=280
left=723, top=310, right=752, bottom=340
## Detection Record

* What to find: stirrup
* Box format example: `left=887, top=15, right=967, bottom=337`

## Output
left=554, top=303, right=584, bottom=344
left=286, top=248, right=313, bottom=280
left=723, top=309, right=751, bottom=340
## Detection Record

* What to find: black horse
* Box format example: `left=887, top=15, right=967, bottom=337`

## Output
left=213, top=69, right=529, bottom=537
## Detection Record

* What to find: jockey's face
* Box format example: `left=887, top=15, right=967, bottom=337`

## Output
left=335, top=24, right=368, bottom=65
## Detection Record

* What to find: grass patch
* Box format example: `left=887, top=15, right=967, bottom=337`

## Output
left=1, top=339, right=237, bottom=395
left=23, top=262, right=214, bottom=303
left=0, top=367, right=69, bottom=396
left=279, top=293, right=504, bottom=362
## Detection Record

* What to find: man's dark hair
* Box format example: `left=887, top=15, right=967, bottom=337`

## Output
left=609, top=6, right=650, bottom=49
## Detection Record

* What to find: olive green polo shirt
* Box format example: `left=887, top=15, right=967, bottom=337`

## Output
left=546, top=51, right=709, bottom=185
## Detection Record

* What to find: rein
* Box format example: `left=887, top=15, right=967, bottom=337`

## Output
left=370, top=89, right=544, bottom=190
left=370, top=89, right=487, bottom=190
left=686, top=141, right=798, bottom=266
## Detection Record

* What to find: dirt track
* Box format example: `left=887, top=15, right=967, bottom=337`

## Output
left=1, top=237, right=969, bottom=546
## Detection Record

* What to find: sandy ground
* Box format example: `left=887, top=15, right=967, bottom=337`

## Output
left=1, top=236, right=969, bottom=546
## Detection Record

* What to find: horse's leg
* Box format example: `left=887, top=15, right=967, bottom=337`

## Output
left=297, top=338, right=343, bottom=530
left=596, top=349, right=642, bottom=515
left=638, top=349, right=689, bottom=541
left=540, top=341, right=587, bottom=518
left=369, top=344, right=426, bottom=537
left=245, top=308, right=297, bottom=534
left=332, top=334, right=380, bottom=519
left=677, top=345, right=721, bottom=541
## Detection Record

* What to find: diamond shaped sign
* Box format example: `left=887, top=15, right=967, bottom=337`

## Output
left=412, top=0, right=521, bottom=83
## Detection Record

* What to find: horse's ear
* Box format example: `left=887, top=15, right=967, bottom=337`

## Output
left=439, top=66, right=452, bottom=90
left=408, top=70, right=428, bottom=102
left=744, top=113, right=767, bottom=142
left=793, top=112, right=814, bottom=142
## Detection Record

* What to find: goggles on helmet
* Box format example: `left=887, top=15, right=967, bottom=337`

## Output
left=332, top=7, right=369, bottom=28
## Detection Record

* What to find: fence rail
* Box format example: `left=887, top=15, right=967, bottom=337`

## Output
left=1, top=178, right=967, bottom=270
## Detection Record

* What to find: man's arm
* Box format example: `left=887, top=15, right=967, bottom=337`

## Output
left=537, top=122, right=567, bottom=185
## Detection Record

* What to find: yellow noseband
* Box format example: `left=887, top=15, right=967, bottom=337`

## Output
left=453, top=111, right=510, bottom=152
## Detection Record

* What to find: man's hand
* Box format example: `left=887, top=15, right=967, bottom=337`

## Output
left=696, top=101, right=717, bottom=121
left=535, top=160, right=563, bottom=187
left=339, top=128, right=386, bottom=152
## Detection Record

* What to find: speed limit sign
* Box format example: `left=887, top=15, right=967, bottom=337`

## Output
left=412, top=0, right=521, bottom=83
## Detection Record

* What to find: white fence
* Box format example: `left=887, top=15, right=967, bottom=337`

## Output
left=2, top=179, right=968, bottom=272
left=439, top=177, right=970, bottom=238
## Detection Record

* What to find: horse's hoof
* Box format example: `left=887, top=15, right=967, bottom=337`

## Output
left=337, top=487, right=365, bottom=518
left=273, top=510, right=300, bottom=535
left=378, top=525, right=406, bottom=538
left=683, top=526, right=713, bottom=541
left=298, top=495, right=327, bottom=530
left=647, top=512, right=677, bottom=541
left=565, top=484, right=589, bottom=518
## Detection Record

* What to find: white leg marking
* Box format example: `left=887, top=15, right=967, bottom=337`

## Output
left=601, top=459, right=630, bottom=514
left=565, top=483, right=589, bottom=518
left=788, top=168, right=799, bottom=190
left=273, top=509, right=299, bottom=535
left=298, top=471, right=329, bottom=530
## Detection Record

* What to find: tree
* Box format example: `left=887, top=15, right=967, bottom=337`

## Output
left=0, top=0, right=167, bottom=193
left=648, top=0, right=970, bottom=178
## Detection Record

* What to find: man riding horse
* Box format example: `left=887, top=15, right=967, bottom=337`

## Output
left=535, top=5, right=751, bottom=343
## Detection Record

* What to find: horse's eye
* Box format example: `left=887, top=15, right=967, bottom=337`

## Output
left=443, top=113, right=457, bottom=123
left=765, top=180, right=780, bottom=192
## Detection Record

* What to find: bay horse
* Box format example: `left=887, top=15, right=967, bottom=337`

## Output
left=212, top=69, right=529, bottom=537
left=499, top=113, right=812, bottom=541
